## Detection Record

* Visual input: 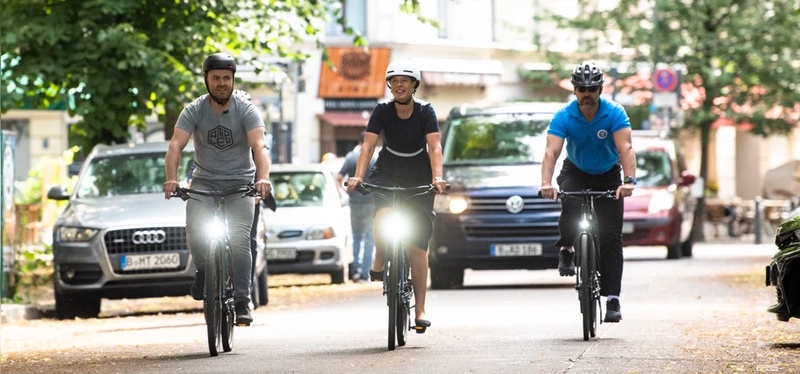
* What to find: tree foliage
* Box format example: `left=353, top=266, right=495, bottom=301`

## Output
left=0, top=0, right=378, bottom=155
left=544, top=0, right=800, bottom=182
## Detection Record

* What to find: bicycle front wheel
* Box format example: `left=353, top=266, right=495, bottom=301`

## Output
left=577, top=232, right=595, bottom=341
left=221, top=243, right=235, bottom=352
left=396, top=249, right=410, bottom=347
left=205, top=239, right=223, bottom=356
left=387, top=239, right=402, bottom=351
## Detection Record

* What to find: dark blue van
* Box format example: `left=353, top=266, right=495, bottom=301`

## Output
left=429, top=102, right=566, bottom=289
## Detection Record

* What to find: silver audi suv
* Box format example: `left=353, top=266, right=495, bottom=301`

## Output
left=47, top=142, right=268, bottom=319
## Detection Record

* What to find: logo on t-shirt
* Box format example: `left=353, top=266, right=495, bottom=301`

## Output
left=597, top=129, right=608, bottom=139
left=208, top=126, right=234, bottom=150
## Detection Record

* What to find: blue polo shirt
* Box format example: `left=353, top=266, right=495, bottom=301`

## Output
left=548, top=97, right=631, bottom=174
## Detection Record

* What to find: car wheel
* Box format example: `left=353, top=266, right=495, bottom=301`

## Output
left=330, top=267, right=347, bottom=284
left=430, top=265, right=464, bottom=289
left=681, top=236, right=694, bottom=257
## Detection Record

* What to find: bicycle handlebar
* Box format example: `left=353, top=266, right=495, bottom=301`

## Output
left=344, top=181, right=450, bottom=195
left=171, top=186, right=257, bottom=201
left=537, top=189, right=619, bottom=201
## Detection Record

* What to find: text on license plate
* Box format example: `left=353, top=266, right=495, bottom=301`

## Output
left=120, top=253, right=180, bottom=271
left=267, top=248, right=297, bottom=260
left=622, top=221, right=635, bottom=234
left=490, top=243, right=543, bottom=257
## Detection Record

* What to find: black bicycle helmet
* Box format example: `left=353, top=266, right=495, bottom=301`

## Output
left=571, top=61, right=604, bottom=88
left=203, top=53, right=236, bottom=75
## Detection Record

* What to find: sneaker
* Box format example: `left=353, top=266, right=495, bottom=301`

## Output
left=191, top=270, right=205, bottom=301
left=558, top=250, right=576, bottom=276
left=235, top=301, right=253, bottom=325
left=604, top=298, right=622, bottom=323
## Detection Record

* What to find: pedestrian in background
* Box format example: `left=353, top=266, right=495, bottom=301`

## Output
left=337, top=131, right=377, bottom=282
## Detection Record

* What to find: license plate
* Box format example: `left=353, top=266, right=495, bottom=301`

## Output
left=120, top=253, right=180, bottom=271
left=622, top=221, right=635, bottom=234
left=267, top=248, right=297, bottom=260
left=490, top=243, right=542, bottom=256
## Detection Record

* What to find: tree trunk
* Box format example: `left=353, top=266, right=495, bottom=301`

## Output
left=163, top=104, right=178, bottom=141
left=693, top=119, right=714, bottom=243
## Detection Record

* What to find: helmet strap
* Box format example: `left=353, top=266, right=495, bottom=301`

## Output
left=204, top=77, right=233, bottom=106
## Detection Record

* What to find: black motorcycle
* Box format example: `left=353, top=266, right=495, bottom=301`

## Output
left=766, top=210, right=800, bottom=322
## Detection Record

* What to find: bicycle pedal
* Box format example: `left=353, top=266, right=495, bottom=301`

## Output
left=413, top=326, right=427, bottom=334
left=236, top=322, right=251, bottom=327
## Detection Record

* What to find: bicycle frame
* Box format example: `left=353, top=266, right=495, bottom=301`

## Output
left=558, top=189, right=616, bottom=341
left=172, top=185, right=257, bottom=356
left=351, top=182, right=440, bottom=351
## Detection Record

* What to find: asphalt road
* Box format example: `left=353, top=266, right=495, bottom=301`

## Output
left=2, top=243, right=799, bottom=373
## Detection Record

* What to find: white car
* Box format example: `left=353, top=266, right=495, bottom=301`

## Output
left=262, top=164, right=353, bottom=284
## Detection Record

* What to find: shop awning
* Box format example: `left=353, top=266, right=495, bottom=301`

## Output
left=415, top=58, right=503, bottom=87
left=318, top=111, right=370, bottom=127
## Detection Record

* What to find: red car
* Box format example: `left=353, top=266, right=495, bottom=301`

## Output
left=622, top=134, right=698, bottom=259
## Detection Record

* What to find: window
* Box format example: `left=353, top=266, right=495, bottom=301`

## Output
left=325, top=0, right=367, bottom=37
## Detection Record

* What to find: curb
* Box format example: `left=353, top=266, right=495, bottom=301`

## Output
left=1, top=304, right=45, bottom=323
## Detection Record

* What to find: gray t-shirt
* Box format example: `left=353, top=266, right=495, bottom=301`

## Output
left=176, top=94, right=264, bottom=182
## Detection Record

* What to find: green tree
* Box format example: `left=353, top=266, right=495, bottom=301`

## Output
left=542, top=0, right=800, bottom=237
left=0, top=0, right=424, bottom=156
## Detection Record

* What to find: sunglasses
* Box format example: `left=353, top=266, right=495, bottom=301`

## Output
left=576, top=86, right=600, bottom=93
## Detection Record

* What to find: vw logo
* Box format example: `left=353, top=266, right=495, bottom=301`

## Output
left=132, top=230, right=167, bottom=244
left=506, top=195, right=524, bottom=214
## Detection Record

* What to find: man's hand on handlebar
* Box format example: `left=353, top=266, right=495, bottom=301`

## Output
left=539, top=185, right=558, bottom=200
left=615, top=183, right=635, bottom=200
left=255, top=179, right=272, bottom=200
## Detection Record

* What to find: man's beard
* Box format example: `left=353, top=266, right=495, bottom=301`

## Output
left=209, top=90, right=231, bottom=105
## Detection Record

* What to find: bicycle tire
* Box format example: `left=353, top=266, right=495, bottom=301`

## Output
left=578, top=232, right=592, bottom=341
left=205, top=239, right=222, bottom=356
left=387, top=239, right=401, bottom=351
left=396, top=247, right=409, bottom=347
left=587, top=234, right=599, bottom=338
left=221, top=243, right=235, bottom=352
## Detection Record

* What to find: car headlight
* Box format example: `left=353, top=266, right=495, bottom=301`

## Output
left=307, top=226, right=335, bottom=240
left=57, top=227, right=99, bottom=243
left=648, top=190, right=676, bottom=214
left=381, top=212, right=410, bottom=240
left=434, top=194, right=468, bottom=214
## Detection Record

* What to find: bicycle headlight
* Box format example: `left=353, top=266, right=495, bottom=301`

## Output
left=206, top=218, right=226, bottom=239
left=382, top=212, right=410, bottom=240
left=579, top=219, right=590, bottom=230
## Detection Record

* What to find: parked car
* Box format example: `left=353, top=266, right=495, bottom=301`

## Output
left=47, top=142, right=269, bottom=319
left=428, top=102, right=565, bottom=289
left=261, top=164, right=353, bottom=284
left=622, top=132, right=698, bottom=259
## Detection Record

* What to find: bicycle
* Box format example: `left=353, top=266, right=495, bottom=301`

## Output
left=171, top=185, right=259, bottom=356
left=347, top=181, right=446, bottom=350
left=557, top=189, right=617, bottom=341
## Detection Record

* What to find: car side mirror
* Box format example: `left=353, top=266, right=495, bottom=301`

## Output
left=47, top=185, right=70, bottom=200
left=678, top=171, right=696, bottom=187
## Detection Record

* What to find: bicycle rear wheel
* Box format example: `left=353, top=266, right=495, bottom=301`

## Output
left=205, top=239, right=222, bottom=356
left=387, top=239, right=402, bottom=351
left=396, top=249, right=410, bottom=347
left=221, top=244, right=235, bottom=352
left=577, top=233, right=594, bottom=341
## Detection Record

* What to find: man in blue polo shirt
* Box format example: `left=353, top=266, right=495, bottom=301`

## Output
left=539, top=60, right=637, bottom=323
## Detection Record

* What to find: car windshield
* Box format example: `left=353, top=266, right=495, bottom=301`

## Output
left=270, top=171, right=328, bottom=207
left=442, top=113, right=551, bottom=165
left=635, top=150, right=672, bottom=187
left=75, top=151, right=194, bottom=198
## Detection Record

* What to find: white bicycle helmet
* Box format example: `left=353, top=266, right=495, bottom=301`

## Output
left=385, top=60, right=421, bottom=89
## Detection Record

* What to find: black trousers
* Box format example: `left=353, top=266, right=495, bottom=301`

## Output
left=555, top=159, right=624, bottom=297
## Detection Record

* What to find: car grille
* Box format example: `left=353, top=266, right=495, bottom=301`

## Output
left=462, top=195, right=561, bottom=239
left=104, top=227, right=189, bottom=274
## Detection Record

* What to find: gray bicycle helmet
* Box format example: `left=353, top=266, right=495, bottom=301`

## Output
left=571, top=61, right=604, bottom=88
left=203, top=53, right=237, bottom=75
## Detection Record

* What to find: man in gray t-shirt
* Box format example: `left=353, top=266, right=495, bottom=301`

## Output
left=163, top=53, right=272, bottom=326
